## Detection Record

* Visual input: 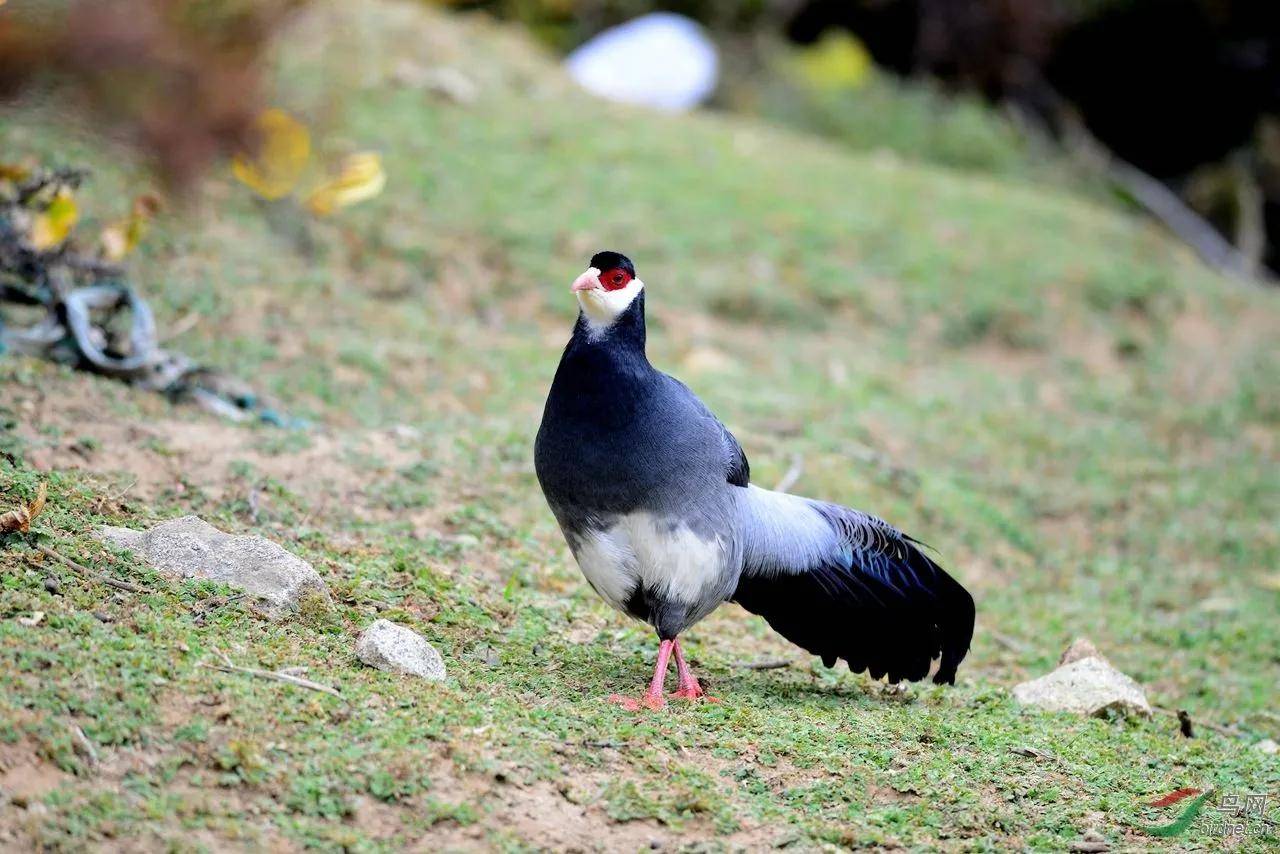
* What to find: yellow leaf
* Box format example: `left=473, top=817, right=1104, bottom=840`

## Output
left=30, top=189, right=78, bottom=250
left=231, top=109, right=311, bottom=200
left=793, top=31, right=873, bottom=91
left=304, top=152, right=386, bottom=216
left=99, top=193, right=161, bottom=260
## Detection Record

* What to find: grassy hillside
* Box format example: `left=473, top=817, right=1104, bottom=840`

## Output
left=2, top=1, right=1277, bottom=850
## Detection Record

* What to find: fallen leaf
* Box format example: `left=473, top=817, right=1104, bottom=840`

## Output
left=232, top=109, right=311, bottom=200
left=1009, top=746, right=1057, bottom=762
left=30, top=189, right=78, bottom=250
left=100, top=193, right=162, bottom=260
left=0, top=482, right=48, bottom=533
left=305, top=152, right=386, bottom=216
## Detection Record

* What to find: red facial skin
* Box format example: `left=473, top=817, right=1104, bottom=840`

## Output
left=599, top=267, right=633, bottom=292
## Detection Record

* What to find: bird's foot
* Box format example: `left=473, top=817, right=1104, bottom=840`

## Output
left=670, top=680, right=719, bottom=702
left=670, top=640, right=716, bottom=701
left=606, top=691, right=666, bottom=711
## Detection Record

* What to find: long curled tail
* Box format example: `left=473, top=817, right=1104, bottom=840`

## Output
left=731, top=486, right=975, bottom=684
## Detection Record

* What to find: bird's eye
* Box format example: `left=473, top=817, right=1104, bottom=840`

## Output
left=599, top=268, right=632, bottom=291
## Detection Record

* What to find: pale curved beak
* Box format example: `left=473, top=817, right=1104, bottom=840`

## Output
left=571, top=267, right=602, bottom=292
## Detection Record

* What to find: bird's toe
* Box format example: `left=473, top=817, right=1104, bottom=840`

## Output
left=606, top=692, right=666, bottom=711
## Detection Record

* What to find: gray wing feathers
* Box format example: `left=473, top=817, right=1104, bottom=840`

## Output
left=732, top=485, right=843, bottom=576
left=662, top=374, right=750, bottom=487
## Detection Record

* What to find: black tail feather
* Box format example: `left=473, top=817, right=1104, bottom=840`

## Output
left=733, top=534, right=975, bottom=685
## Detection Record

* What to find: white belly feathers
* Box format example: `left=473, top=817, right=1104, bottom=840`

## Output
left=570, top=513, right=727, bottom=613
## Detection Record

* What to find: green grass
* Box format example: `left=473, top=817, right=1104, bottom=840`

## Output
left=738, top=58, right=1093, bottom=195
left=2, top=1, right=1278, bottom=850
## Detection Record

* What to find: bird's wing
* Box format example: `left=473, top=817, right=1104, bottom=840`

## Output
left=719, top=420, right=750, bottom=487
left=731, top=486, right=974, bottom=684
left=663, top=374, right=749, bottom=487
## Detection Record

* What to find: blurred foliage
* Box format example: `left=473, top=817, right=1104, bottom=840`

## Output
left=30, top=187, right=78, bottom=251
left=729, top=45, right=1089, bottom=189
left=305, top=153, right=387, bottom=217
left=231, top=109, right=313, bottom=201
left=0, top=0, right=309, bottom=190
left=99, top=194, right=161, bottom=261
left=789, top=31, right=872, bottom=92
left=1, top=160, right=158, bottom=261
left=230, top=108, right=386, bottom=216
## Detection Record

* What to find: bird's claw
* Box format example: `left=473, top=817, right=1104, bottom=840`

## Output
left=671, top=687, right=719, bottom=702
left=607, top=692, right=666, bottom=711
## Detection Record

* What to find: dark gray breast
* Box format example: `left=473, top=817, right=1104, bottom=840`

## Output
left=534, top=306, right=739, bottom=538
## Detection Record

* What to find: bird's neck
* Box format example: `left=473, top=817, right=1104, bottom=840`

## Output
left=569, top=292, right=647, bottom=356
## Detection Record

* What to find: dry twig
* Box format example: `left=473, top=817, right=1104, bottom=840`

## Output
left=988, top=630, right=1031, bottom=653
left=156, top=310, right=200, bottom=343
left=773, top=454, right=804, bottom=493
left=69, top=725, right=99, bottom=770
left=736, top=659, right=792, bottom=671
left=202, top=651, right=344, bottom=701
left=35, top=544, right=147, bottom=593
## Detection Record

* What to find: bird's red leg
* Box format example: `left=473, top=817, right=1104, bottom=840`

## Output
left=672, top=639, right=717, bottom=701
left=607, top=639, right=672, bottom=711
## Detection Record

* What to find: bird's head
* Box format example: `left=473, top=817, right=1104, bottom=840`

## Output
left=571, top=250, right=643, bottom=332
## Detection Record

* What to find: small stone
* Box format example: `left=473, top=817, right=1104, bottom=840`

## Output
left=43, top=577, right=61, bottom=595
left=93, top=611, right=114, bottom=623
left=389, top=424, right=421, bottom=441
left=1059, top=637, right=1105, bottom=666
left=1013, top=655, right=1151, bottom=718
left=355, top=619, right=445, bottom=681
left=1254, top=738, right=1279, bottom=755
left=97, top=516, right=329, bottom=612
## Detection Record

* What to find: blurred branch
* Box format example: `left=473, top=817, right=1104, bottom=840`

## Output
left=1104, top=154, right=1262, bottom=283
left=1013, top=85, right=1269, bottom=285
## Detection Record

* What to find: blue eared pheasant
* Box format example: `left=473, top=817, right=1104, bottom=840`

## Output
left=534, top=252, right=975, bottom=709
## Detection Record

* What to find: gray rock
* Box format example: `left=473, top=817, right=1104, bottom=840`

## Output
left=98, top=516, right=329, bottom=611
left=355, top=619, right=446, bottom=680
left=1059, top=637, right=1106, bottom=667
left=1013, top=655, right=1151, bottom=718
